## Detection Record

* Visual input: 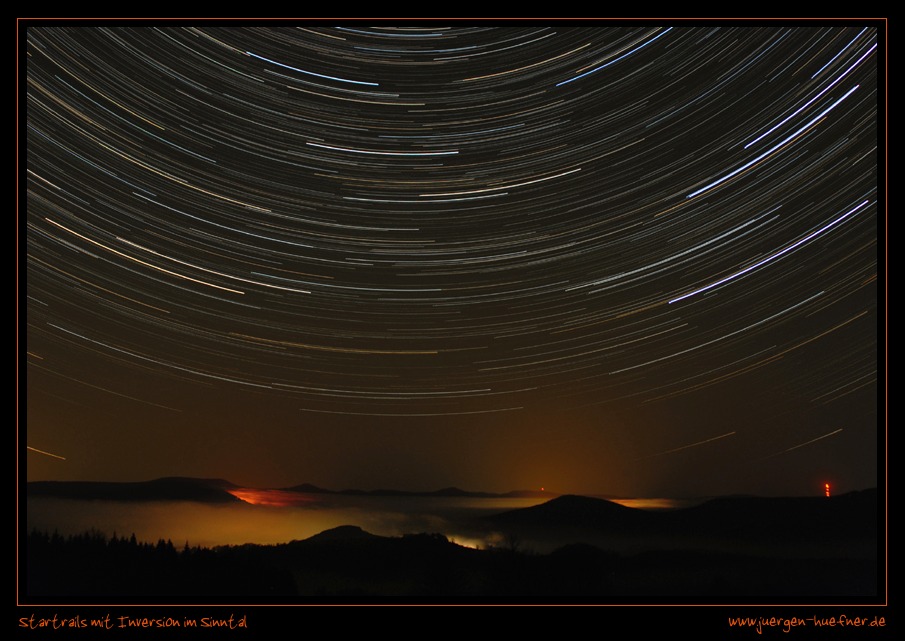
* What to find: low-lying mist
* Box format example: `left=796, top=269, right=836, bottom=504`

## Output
left=25, top=495, right=548, bottom=550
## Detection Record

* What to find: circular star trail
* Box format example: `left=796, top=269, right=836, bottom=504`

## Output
left=24, top=23, right=880, bottom=496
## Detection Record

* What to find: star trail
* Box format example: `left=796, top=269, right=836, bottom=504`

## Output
left=24, top=22, right=880, bottom=497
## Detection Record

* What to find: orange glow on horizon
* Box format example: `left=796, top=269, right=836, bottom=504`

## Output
left=227, top=488, right=316, bottom=507
left=825, top=482, right=831, bottom=498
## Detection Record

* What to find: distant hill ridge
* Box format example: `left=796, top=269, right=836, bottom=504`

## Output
left=485, top=489, right=878, bottom=542
left=26, top=474, right=878, bottom=543
left=26, top=477, right=552, bottom=502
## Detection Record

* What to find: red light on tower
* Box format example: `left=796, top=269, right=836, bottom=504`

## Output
left=825, top=483, right=831, bottom=498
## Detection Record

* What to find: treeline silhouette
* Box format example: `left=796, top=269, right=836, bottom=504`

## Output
left=26, top=529, right=295, bottom=598
left=25, top=526, right=877, bottom=600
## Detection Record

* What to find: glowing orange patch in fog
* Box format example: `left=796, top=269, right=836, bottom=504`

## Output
left=227, top=488, right=316, bottom=507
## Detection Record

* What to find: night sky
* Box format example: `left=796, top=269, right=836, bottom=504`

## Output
left=23, top=23, right=881, bottom=498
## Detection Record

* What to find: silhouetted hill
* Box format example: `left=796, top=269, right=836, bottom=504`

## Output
left=482, top=489, right=879, bottom=555
left=303, top=525, right=381, bottom=543
left=431, top=486, right=484, bottom=497
left=487, top=494, right=658, bottom=533
left=282, top=483, right=334, bottom=494
left=27, top=477, right=241, bottom=503
left=670, top=488, right=878, bottom=541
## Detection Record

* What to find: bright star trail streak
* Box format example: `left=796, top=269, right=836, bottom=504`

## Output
left=744, top=41, right=877, bottom=149
left=555, top=27, right=674, bottom=86
left=26, top=446, right=67, bottom=461
left=634, top=431, right=736, bottom=461
left=686, top=84, right=862, bottom=198
left=23, top=22, right=880, bottom=498
left=668, top=200, right=871, bottom=303
left=759, top=428, right=845, bottom=461
left=245, top=50, right=381, bottom=86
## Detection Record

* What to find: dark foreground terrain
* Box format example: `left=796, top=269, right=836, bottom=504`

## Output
left=24, top=489, right=879, bottom=601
